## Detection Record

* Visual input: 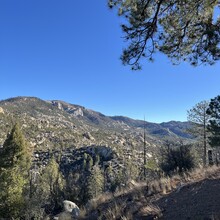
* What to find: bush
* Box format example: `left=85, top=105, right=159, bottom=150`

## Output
left=160, top=144, right=195, bottom=175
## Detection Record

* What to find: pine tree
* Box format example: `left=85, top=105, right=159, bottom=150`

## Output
left=0, top=123, right=30, bottom=169
left=207, top=95, right=220, bottom=148
left=0, top=123, right=30, bottom=219
left=86, top=154, right=93, bottom=171
left=86, top=166, right=104, bottom=199
left=187, top=100, right=211, bottom=166
left=109, top=0, right=220, bottom=69
left=39, top=157, right=65, bottom=214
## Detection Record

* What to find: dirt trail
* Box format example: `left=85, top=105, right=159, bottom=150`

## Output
left=153, top=171, right=220, bottom=220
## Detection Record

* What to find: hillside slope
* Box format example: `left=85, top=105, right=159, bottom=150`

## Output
left=82, top=166, right=220, bottom=220
left=0, top=97, right=192, bottom=149
left=0, top=96, right=193, bottom=177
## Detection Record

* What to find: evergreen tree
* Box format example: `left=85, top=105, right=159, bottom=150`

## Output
left=86, top=154, right=93, bottom=171
left=207, top=95, right=220, bottom=147
left=109, top=0, right=220, bottom=69
left=86, top=166, right=104, bottom=199
left=39, top=157, right=65, bottom=214
left=187, top=100, right=211, bottom=166
left=95, top=154, right=100, bottom=165
left=160, top=143, right=195, bottom=175
left=0, top=123, right=30, bottom=219
left=83, top=153, right=87, bottom=170
left=0, top=123, right=30, bottom=169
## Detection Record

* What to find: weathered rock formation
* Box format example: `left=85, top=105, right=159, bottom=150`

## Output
left=0, top=107, right=4, bottom=114
left=54, top=200, right=80, bottom=220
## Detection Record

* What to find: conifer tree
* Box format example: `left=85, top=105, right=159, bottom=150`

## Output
left=0, top=123, right=30, bottom=219
left=207, top=95, right=220, bottom=148
left=0, top=123, right=30, bottom=169
left=86, top=154, right=93, bottom=171
left=86, top=165, right=104, bottom=199
left=109, top=0, right=220, bottom=70
left=39, top=157, right=65, bottom=213
left=187, top=100, right=211, bottom=166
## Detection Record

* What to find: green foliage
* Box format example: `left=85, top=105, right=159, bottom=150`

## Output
left=207, top=95, right=220, bottom=147
left=187, top=100, right=211, bottom=166
left=83, top=153, right=87, bottom=170
left=0, top=167, right=27, bottom=219
left=0, top=123, right=30, bottom=219
left=0, top=123, right=30, bottom=169
left=109, top=168, right=126, bottom=192
left=39, top=157, right=65, bottom=213
left=160, top=144, right=195, bottom=175
left=187, top=101, right=210, bottom=136
left=95, top=154, right=100, bottom=165
left=126, top=158, right=139, bottom=180
left=86, top=154, right=93, bottom=171
left=109, top=0, right=220, bottom=69
left=86, top=166, right=104, bottom=199
left=146, top=158, right=158, bottom=171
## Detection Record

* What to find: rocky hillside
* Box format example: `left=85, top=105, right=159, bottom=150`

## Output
left=0, top=96, right=192, bottom=170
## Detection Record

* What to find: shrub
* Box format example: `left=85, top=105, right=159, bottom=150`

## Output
left=160, top=144, right=195, bottom=175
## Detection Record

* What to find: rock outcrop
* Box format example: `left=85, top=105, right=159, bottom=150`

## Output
left=0, top=107, right=4, bottom=114
left=54, top=200, right=80, bottom=220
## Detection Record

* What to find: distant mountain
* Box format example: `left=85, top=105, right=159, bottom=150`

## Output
left=110, top=116, right=192, bottom=139
left=0, top=96, right=193, bottom=168
left=0, top=96, right=192, bottom=143
left=160, top=121, right=192, bottom=139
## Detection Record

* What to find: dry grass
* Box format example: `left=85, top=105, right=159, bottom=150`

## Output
left=139, top=203, right=162, bottom=218
left=83, top=165, right=220, bottom=219
left=85, top=192, right=113, bottom=211
left=99, top=200, right=127, bottom=220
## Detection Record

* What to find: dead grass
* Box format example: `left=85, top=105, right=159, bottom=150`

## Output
left=97, top=199, right=131, bottom=220
left=85, top=192, right=113, bottom=211
left=139, top=203, right=162, bottom=218
left=83, top=165, right=220, bottom=219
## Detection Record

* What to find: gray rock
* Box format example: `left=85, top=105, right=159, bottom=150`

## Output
left=83, top=132, right=94, bottom=141
left=63, top=200, right=80, bottom=217
left=54, top=200, right=80, bottom=220
left=71, top=108, right=83, bottom=117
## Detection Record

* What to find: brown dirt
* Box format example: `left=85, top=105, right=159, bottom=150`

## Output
left=154, top=178, right=220, bottom=220
left=137, top=168, right=220, bottom=220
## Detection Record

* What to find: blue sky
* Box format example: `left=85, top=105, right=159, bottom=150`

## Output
left=0, top=0, right=220, bottom=123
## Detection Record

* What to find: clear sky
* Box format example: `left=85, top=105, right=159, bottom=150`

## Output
left=0, top=0, right=220, bottom=123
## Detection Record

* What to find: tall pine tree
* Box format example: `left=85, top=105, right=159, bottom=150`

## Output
left=0, top=123, right=30, bottom=219
left=207, top=95, right=220, bottom=147
left=86, top=165, right=104, bottom=200
left=39, top=157, right=65, bottom=214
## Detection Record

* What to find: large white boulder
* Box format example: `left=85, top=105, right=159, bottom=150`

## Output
left=63, top=200, right=80, bottom=218
left=54, top=200, right=80, bottom=220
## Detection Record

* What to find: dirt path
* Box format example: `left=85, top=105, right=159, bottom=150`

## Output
left=154, top=178, right=220, bottom=219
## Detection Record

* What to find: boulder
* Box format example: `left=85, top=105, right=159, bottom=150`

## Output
left=0, top=107, right=4, bottom=114
left=83, top=132, right=95, bottom=141
left=54, top=200, right=80, bottom=219
left=63, top=200, right=80, bottom=217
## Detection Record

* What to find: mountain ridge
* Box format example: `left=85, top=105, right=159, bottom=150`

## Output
left=0, top=96, right=192, bottom=142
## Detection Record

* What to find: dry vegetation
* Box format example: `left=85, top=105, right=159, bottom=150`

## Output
left=80, top=165, right=220, bottom=220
